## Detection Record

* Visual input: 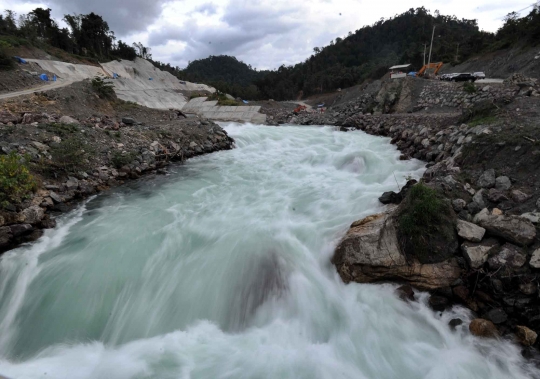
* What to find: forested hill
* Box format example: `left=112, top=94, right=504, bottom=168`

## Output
left=255, top=7, right=496, bottom=100
left=256, top=6, right=540, bottom=100
left=179, top=55, right=269, bottom=100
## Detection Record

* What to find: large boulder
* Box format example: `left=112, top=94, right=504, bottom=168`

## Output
left=516, top=326, right=537, bottom=346
left=487, top=243, right=526, bottom=270
left=332, top=206, right=461, bottom=290
left=21, top=205, right=45, bottom=225
left=469, top=318, right=499, bottom=338
left=477, top=169, right=495, bottom=189
left=461, top=238, right=499, bottom=269
left=473, top=209, right=536, bottom=246
left=495, top=176, right=512, bottom=190
left=456, top=219, right=485, bottom=242
left=59, top=115, right=80, bottom=125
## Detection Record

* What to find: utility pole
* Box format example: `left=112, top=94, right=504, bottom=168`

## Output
left=428, top=25, right=436, bottom=66
left=423, top=43, right=427, bottom=66
left=455, top=43, right=460, bottom=63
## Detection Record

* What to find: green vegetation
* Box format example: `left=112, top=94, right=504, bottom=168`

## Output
left=110, top=151, right=135, bottom=169
left=42, top=122, right=79, bottom=136
left=207, top=91, right=241, bottom=106
left=463, top=82, right=477, bottom=94
left=398, top=183, right=456, bottom=264
left=467, top=115, right=497, bottom=127
left=50, top=137, right=93, bottom=172
left=0, top=152, right=37, bottom=207
left=91, top=77, right=115, bottom=99
left=459, top=100, right=498, bottom=125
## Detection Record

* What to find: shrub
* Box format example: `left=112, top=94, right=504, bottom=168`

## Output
left=50, top=137, right=93, bottom=172
left=397, top=183, right=457, bottom=264
left=463, top=82, right=477, bottom=94
left=0, top=44, right=14, bottom=71
left=91, top=76, right=115, bottom=99
left=110, top=150, right=135, bottom=168
left=0, top=152, right=37, bottom=207
left=459, top=100, right=498, bottom=125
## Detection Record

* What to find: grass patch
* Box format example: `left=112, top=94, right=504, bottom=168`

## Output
left=0, top=152, right=37, bottom=207
left=41, top=123, right=79, bottom=136
left=459, top=100, right=498, bottom=125
left=50, top=137, right=94, bottom=173
left=463, top=82, right=477, bottom=94
left=91, top=76, right=115, bottom=99
left=467, top=115, right=497, bottom=127
left=397, top=183, right=457, bottom=264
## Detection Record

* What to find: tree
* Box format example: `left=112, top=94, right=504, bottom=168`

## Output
left=132, top=42, right=152, bottom=59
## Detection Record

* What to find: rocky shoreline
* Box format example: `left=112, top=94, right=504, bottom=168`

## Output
left=0, top=82, right=234, bottom=253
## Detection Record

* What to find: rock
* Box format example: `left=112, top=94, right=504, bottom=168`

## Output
left=31, top=141, right=49, bottom=152
left=396, top=284, right=415, bottom=301
left=472, top=190, right=486, bottom=209
left=21, top=205, right=45, bottom=225
left=511, top=190, right=529, bottom=203
left=473, top=209, right=536, bottom=246
left=495, top=176, right=512, bottom=190
left=530, top=249, right=540, bottom=269
left=461, top=238, right=500, bottom=268
left=452, top=199, right=467, bottom=212
left=379, top=191, right=401, bottom=205
left=516, top=326, right=537, bottom=346
left=428, top=295, right=449, bottom=312
left=0, top=226, right=13, bottom=249
left=65, top=177, right=79, bottom=191
left=520, top=212, right=540, bottom=224
left=487, top=243, right=526, bottom=270
left=121, top=117, right=135, bottom=125
left=519, top=282, right=537, bottom=295
left=332, top=207, right=461, bottom=290
left=59, top=115, right=80, bottom=125
left=469, top=318, right=499, bottom=338
left=487, top=188, right=508, bottom=203
left=491, top=208, right=503, bottom=216
left=477, top=169, right=495, bottom=189
left=49, top=191, right=63, bottom=203
left=51, top=136, right=61, bottom=143
left=449, top=318, right=463, bottom=330
left=484, top=308, right=508, bottom=324
left=537, top=198, right=540, bottom=210
left=9, top=223, right=33, bottom=237
left=189, top=141, right=198, bottom=148
left=456, top=219, right=485, bottom=242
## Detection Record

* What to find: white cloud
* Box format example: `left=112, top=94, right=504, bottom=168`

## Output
left=0, top=0, right=534, bottom=69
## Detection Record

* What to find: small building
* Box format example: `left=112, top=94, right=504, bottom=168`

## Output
left=389, top=64, right=411, bottom=79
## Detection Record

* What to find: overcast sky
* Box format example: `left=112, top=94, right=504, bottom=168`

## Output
left=1, top=0, right=535, bottom=70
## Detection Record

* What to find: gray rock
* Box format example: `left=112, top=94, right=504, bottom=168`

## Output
left=477, top=169, right=495, bottom=188
left=473, top=209, right=536, bottom=246
left=0, top=226, right=13, bottom=248
left=59, top=115, right=80, bottom=125
left=9, top=223, right=33, bottom=237
left=484, top=308, right=508, bottom=324
left=31, top=141, right=49, bottom=152
left=456, top=219, right=485, bottom=242
left=472, top=189, right=486, bottom=209
left=121, top=117, right=135, bottom=125
left=536, top=198, right=540, bottom=210
left=452, top=199, right=467, bottom=212
left=461, top=238, right=499, bottom=268
left=530, top=249, right=540, bottom=269
left=495, top=176, right=511, bottom=190
left=520, top=212, right=540, bottom=224
left=332, top=207, right=461, bottom=289
left=21, top=205, right=45, bottom=225
left=65, top=177, right=79, bottom=191
left=487, top=188, right=508, bottom=203
left=511, top=190, right=529, bottom=203
left=487, top=243, right=526, bottom=269
left=49, top=191, right=64, bottom=203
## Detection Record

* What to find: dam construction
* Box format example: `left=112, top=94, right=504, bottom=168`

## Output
left=22, top=57, right=266, bottom=124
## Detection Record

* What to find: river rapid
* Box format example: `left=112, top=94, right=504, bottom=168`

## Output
left=0, top=124, right=538, bottom=378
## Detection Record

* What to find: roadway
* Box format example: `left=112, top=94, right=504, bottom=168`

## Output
left=0, top=80, right=73, bottom=100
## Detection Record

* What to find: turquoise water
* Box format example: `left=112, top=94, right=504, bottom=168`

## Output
left=0, top=124, right=537, bottom=378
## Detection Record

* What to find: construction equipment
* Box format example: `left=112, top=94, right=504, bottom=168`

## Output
left=416, top=62, right=443, bottom=77
left=293, top=105, right=307, bottom=114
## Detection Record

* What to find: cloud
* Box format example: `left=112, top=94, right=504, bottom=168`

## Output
left=44, top=0, right=175, bottom=35
left=192, top=2, right=218, bottom=15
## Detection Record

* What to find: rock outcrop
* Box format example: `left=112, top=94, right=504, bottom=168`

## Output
left=332, top=206, right=461, bottom=290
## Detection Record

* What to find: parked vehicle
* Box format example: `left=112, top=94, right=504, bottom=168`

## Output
left=440, top=73, right=459, bottom=81
left=473, top=72, right=486, bottom=79
left=450, top=73, right=476, bottom=82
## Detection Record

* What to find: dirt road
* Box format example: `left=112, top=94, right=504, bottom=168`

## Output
left=0, top=80, right=73, bottom=100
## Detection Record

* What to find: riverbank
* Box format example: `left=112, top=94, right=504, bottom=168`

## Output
left=0, top=81, right=234, bottom=253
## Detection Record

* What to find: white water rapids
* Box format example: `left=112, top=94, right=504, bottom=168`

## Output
left=0, top=124, right=538, bottom=378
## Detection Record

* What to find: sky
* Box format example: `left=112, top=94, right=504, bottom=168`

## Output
left=0, top=0, right=535, bottom=70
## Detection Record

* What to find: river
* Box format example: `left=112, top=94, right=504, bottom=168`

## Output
left=0, top=124, right=537, bottom=378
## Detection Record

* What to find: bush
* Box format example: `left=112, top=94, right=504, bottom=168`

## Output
left=50, top=137, right=93, bottom=172
left=0, top=152, right=37, bottom=207
left=397, top=183, right=457, bottom=264
left=91, top=76, right=115, bottom=99
left=459, top=100, right=498, bottom=124
left=0, top=45, right=14, bottom=71
left=463, top=82, right=477, bottom=94
left=110, top=150, right=135, bottom=169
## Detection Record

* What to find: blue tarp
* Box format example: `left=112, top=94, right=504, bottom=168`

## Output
left=148, top=77, right=153, bottom=80
left=242, top=100, right=249, bottom=104
left=39, top=74, right=49, bottom=81
left=113, top=73, right=118, bottom=79
left=317, top=103, right=325, bottom=108
left=14, top=56, right=27, bottom=64
left=408, top=71, right=417, bottom=76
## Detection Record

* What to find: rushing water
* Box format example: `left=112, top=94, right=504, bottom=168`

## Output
left=0, top=124, right=537, bottom=379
